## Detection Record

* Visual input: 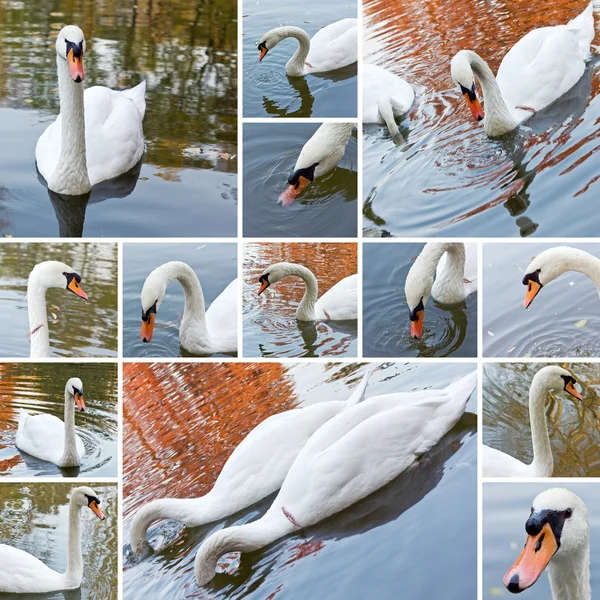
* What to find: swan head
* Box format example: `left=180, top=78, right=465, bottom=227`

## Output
left=70, top=486, right=105, bottom=520
left=257, top=28, right=287, bottom=62
left=66, top=377, right=86, bottom=412
left=140, top=265, right=172, bottom=343
left=451, top=51, right=484, bottom=121
left=404, top=260, right=434, bottom=339
left=29, top=261, right=88, bottom=300
left=533, top=366, right=583, bottom=400
left=504, top=488, right=588, bottom=593
left=257, top=262, right=294, bottom=295
left=56, top=25, right=86, bottom=83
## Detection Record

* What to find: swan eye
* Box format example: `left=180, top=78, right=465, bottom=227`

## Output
left=459, top=83, right=477, bottom=102
left=565, top=508, right=572, bottom=518
left=141, top=300, right=158, bottom=322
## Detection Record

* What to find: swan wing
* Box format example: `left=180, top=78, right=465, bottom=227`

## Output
left=482, top=444, right=531, bottom=477
left=205, top=278, right=238, bottom=353
left=306, top=18, right=357, bottom=73
left=0, top=544, right=63, bottom=593
left=363, top=63, right=414, bottom=124
left=315, top=273, right=358, bottom=320
left=120, top=80, right=147, bottom=119
left=15, top=412, right=67, bottom=464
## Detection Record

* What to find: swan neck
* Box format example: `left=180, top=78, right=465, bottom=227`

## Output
left=548, top=544, right=590, bottom=600
left=61, top=387, right=79, bottom=466
left=64, top=497, right=83, bottom=586
left=27, top=275, right=50, bottom=358
left=284, top=264, right=318, bottom=320
left=555, top=250, right=600, bottom=291
left=282, top=27, right=311, bottom=76
left=528, top=376, right=553, bottom=476
left=415, top=242, right=467, bottom=304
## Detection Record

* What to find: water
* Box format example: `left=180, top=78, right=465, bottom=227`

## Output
left=0, top=242, right=118, bottom=358
left=122, top=362, right=477, bottom=600
left=242, top=0, right=357, bottom=118
left=0, top=363, right=117, bottom=478
left=363, top=0, right=600, bottom=237
left=0, top=482, right=118, bottom=599
left=483, top=362, right=600, bottom=477
left=483, top=243, right=600, bottom=357
left=483, top=482, right=600, bottom=599
left=243, top=123, right=357, bottom=238
left=363, top=243, right=477, bottom=357
left=0, top=0, right=237, bottom=237
left=243, top=242, right=358, bottom=357
left=123, top=243, right=238, bottom=358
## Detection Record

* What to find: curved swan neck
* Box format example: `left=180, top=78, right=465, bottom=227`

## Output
left=548, top=544, right=590, bottom=600
left=279, top=27, right=311, bottom=77
left=528, top=374, right=554, bottom=476
left=552, top=248, right=600, bottom=292
left=27, top=273, right=50, bottom=359
left=281, top=264, right=318, bottom=320
left=416, top=242, right=466, bottom=304
left=60, top=387, right=79, bottom=466
left=64, top=497, right=84, bottom=586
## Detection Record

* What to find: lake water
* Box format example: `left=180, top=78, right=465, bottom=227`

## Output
left=123, top=243, right=238, bottom=358
left=0, top=0, right=237, bottom=237
left=243, top=123, right=357, bottom=238
left=122, top=361, right=477, bottom=600
left=483, top=243, right=600, bottom=357
left=243, top=242, right=358, bottom=357
left=0, top=242, right=118, bottom=358
left=363, top=0, right=600, bottom=237
left=243, top=0, right=357, bottom=118
left=0, top=362, right=118, bottom=478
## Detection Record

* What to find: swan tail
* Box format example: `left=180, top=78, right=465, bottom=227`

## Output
left=347, top=365, right=377, bottom=406
left=444, top=371, right=477, bottom=402
left=122, top=80, right=147, bottom=119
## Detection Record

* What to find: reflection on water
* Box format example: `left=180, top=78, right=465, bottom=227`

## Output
left=243, top=243, right=358, bottom=357
left=483, top=243, right=600, bottom=357
left=0, top=243, right=118, bottom=358
left=243, top=123, right=357, bottom=237
left=123, top=362, right=477, bottom=600
left=363, top=0, right=600, bottom=237
left=483, top=363, right=600, bottom=477
left=0, top=482, right=118, bottom=600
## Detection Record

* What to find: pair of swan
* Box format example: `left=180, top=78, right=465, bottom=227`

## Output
left=0, top=486, right=105, bottom=593
left=483, top=366, right=582, bottom=477
left=16, top=378, right=87, bottom=468
left=36, top=26, right=145, bottom=195
left=504, top=488, right=590, bottom=599
left=404, top=242, right=477, bottom=339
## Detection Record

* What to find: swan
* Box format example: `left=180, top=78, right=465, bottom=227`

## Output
left=504, top=488, right=589, bottom=598
left=27, top=261, right=89, bottom=358
left=522, top=246, right=600, bottom=310
left=35, top=25, right=145, bottom=195
left=0, top=486, right=105, bottom=593
left=279, top=123, right=354, bottom=206
left=363, top=63, right=415, bottom=140
left=257, top=262, right=357, bottom=321
left=405, top=242, right=477, bottom=339
left=483, top=366, right=582, bottom=477
left=140, top=261, right=237, bottom=355
left=258, top=19, right=358, bottom=77
left=451, top=1, right=600, bottom=137
left=16, top=377, right=86, bottom=468
left=195, top=370, right=477, bottom=585
left=129, top=369, right=372, bottom=553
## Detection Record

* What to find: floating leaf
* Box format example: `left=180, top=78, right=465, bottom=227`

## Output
left=24, top=99, right=33, bottom=104
left=507, top=346, right=516, bottom=354
left=575, top=319, right=588, bottom=328
left=522, top=352, right=532, bottom=358
left=489, top=587, right=504, bottom=597
left=487, top=330, right=495, bottom=336
left=51, top=312, right=58, bottom=320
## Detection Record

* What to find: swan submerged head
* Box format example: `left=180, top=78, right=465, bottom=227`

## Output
left=404, top=262, right=434, bottom=340
left=29, top=261, right=88, bottom=300
left=451, top=51, right=484, bottom=121
left=56, top=25, right=86, bottom=83
left=71, top=486, right=106, bottom=520
left=140, top=264, right=174, bottom=342
left=67, top=377, right=86, bottom=412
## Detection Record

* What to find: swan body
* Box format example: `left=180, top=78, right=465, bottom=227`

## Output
left=451, top=1, right=600, bottom=136
left=140, top=261, right=237, bottom=355
left=258, top=262, right=357, bottom=321
left=16, top=378, right=86, bottom=468
left=483, top=366, right=582, bottom=477
left=36, top=25, right=145, bottom=195
left=504, top=488, right=590, bottom=598
left=0, top=486, right=105, bottom=593
left=258, top=19, right=358, bottom=77
left=195, top=370, right=476, bottom=586
left=405, top=242, right=477, bottom=339
left=27, top=261, right=89, bottom=358
left=129, top=369, right=372, bottom=553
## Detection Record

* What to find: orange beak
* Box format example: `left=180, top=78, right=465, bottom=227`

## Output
left=259, top=46, right=268, bottom=62
left=67, top=278, right=88, bottom=301
left=565, top=380, right=583, bottom=400
left=524, top=280, right=542, bottom=309
left=67, top=48, right=85, bottom=83
left=258, top=279, right=269, bottom=295
left=74, top=391, right=86, bottom=412
left=140, top=313, right=155, bottom=342
left=410, top=310, right=424, bottom=339
left=89, top=500, right=105, bottom=521
left=464, top=92, right=484, bottom=121
left=279, top=175, right=312, bottom=207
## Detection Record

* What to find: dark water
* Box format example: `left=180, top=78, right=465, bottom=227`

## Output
left=0, top=0, right=237, bottom=237
left=243, top=123, right=357, bottom=238
left=243, top=0, right=357, bottom=118
left=363, top=243, right=477, bottom=357
left=363, top=0, right=600, bottom=237
left=483, top=362, right=600, bottom=477
left=0, top=242, right=118, bottom=358
left=0, top=482, right=118, bottom=599
left=0, top=363, right=118, bottom=478
left=483, top=482, right=600, bottom=599
left=123, top=243, right=238, bottom=358
left=483, top=243, right=600, bottom=357
left=123, top=362, right=477, bottom=600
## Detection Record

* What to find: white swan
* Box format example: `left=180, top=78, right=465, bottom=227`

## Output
left=363, top=63, right=415, bottom=140
left=405, top=242, right=477, bottom=339
left=257, top=262, right=357, bottom=321
left=522, top=246, right=600, bottom=309
left=36, top=25, right=145, bottom=195
left=451, top=1, right=600, bottom=137
left=279, top=123, right=354, bottom=206
left=140, top=261, right=237, bottom=355
left=28, top=261, right=89, bottom=358
left=195, top=370, right=477, bottom=585
left=483, top=366, right=582, bottom=477
left=16, top=377, right=86, bottom=468
left=0, top=486, right=105, bottom=593
left=129, top=369, right=372, bottom=553
left=258, top=19, right=357, bottom=77
left=504, top=488, right=589, bottom=598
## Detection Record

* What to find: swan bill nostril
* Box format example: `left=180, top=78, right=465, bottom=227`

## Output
left=89, top=500, right=105, bottom=521
left=523, top=280, right=542, bottom=309
left=258, top=44, right=268, bottom=62
left=74, top=392, right=86, bottom=412
left=410, top=310, right=424, bottom=339
left=140, top=313, right=156, bottom=342
left=257, top=278, right=269, bottom=295
left=464, top=93, right=485, bottom=121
